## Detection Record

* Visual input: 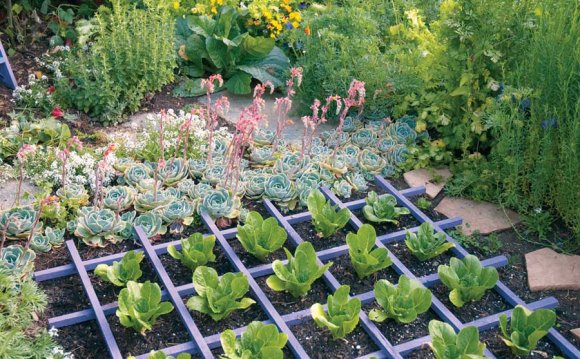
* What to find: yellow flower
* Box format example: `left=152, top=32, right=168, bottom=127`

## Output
left=289, top=11, right=301, bottom=22
left=217, top=0, right=224, bottom=5
left=415, top=121, right=427, bottom=132
left=292, top=21, right=299, bottom=29
left=172, top=1, right=180, bottom=10
left=432, top=139, right=446, bottom=148
left=211, top=6, right=217, bottom=14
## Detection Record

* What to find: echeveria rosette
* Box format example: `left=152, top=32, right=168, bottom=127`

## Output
left=310, top=143, right=331, bottom=157
left=499, top=305, right=556, bottom=356
left=325, top=132, right=350, bottom=149
left=44, top=226, right=65, bottom=247
left=30, top=233, right=51, bottom=253
left=134, top=211, right=166, bottom=239
left=124, top=163, right=152, bottom=188
left=274, top=153, right=309, bottom=179
left=332, top=179, right=353, bottom=199
left=113, top=157, right=135, bottom=173
left=369, top=275, right=432, bottom=324
left=135, top=178, right=156, bottom=193
left=201, top=188, right=242, bottom=221
left=342, top=144, right=360, bottom=169
left=362, top=191, right=411, bottom=225
left=250, top=146, right=276, bottom=166
left=311, top=285, right=361, bottom=339
left=203, top=165, right=226, bottom=185
left=437, top=255, right=499, bottom=308
left=0, top=207, right=42, bottom=240
left=74, top=207, right=127, bottom=247
left=296, top=171, right=321, bottom=191
left=188, top=159, right=207, bottom=178
left=103, top=186, right=137, bottom=212
left=358, top=149, right=386, bottom=180
left=192, top=183, right=214, bottom=199
left=381, top=164, right=397, bottom=178
left=0, top=244, right=36, bottom=278
left=320, top=154, right=348, bottom=176
left=245, top=173, right=269, bottom=199
left=187, top=266, right=255, bottom=321
left=177, top=179, right=197, bottom=200
left=377, top=137, right=397, bottom=153
left=56, top=183, right=89, bottom=208
left=134, top=190, right=174, bottom=212
left=264, top=174, right=298, bottom=212
left=167, top=233, right=216, bottom=270
left=118, top=211, right=137, bottom=240
left=342, top=116, right=362, bottom=133
left=385, top=122, right=417, bottom=144
left=220, top=321, right=288, bottom=359
left=350, top=128, right=377, bottom=148
left=346, top=172, right=368, bottom=192
left=159, top=199, right=195, bottom=234
left=212, top=137, right=229, bottom=157
left=384, top=144, right=408, bottom=166
left=158, top=158, right=189, bottom=187
left=253, top=129, right=276, bottom=146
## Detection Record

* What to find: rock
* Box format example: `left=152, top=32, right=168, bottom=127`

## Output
left=0, top=180, right=39, bottom=211
left=434, top=197, right=520, bottom=235
left=525, top=248, right=580, bottom=291
left=403, top=167, right=452, bottom=199
left=571, top=328, right=580, bottom=341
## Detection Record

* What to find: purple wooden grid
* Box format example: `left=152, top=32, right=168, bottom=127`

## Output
left=0, top=40, right=17, bottom=89
left=33, top=177, right=580, bottom=359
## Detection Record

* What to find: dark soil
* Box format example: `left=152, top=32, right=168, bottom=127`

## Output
left=363, top=303, right=440, bottom=346
left=480, top=329, right=563, bottom=358
left=292, top=221, right=355, bottom=251
left=293, top=319, right=379, bottom=358
left=34, top=245, right=71, bottom=271
left=160, top=245, right=236, bottom=288
left=255, top=276, right=331, bottom=315
left=410, top=193, right=448, bottom=222
left=352, top=208, right=421, bottom=237
left=389, top=176, right=410, bottom=191
left=38, top=275, right=90, bottom=318
left=89, top=260, right=162, bottom=304
left=387, top=241, right=456, bottom=278
left=273, top=202, right=307, bottom=217
left=109, top=309, right=191, bottom=357
left=211, top=343, right=294, bottom=358
left=187, top=294, right=268, bottom=337
left=338, top=182, right=388, bottom=202
left=241, top=198, right=271, bottom=219
left=431, top=283, right=511, bottom=323
left=226, top=236, right=295, bottom=270
left=77, top=239, right=140, bottom=261
left=327, top=254, right=400, bottom=296
left=55, top=321, right=109, bottom=359
left=406, top=346, right=436, bottom=359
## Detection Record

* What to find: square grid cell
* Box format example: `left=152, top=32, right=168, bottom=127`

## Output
left=33, top=176, right=580, bottom=359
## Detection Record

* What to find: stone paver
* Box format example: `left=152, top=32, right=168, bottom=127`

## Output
left=571, top=328, right=580, bottom=341
left=0, top=180, right=39, bottom=211
left=434, top=197, right=520, bottom=235
left=403, top=167, right=451, bottom=199
left=525, top=248, right=580, bottom=291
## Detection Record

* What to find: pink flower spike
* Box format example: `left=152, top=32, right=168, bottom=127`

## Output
left=290, top=67, right=303, bottom=87
left=17, top=144, right=36, bottom=162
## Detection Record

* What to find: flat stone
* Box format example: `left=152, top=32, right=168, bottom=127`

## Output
left=571, top=328, right=580, bottom=341
left=434, top=197, right=520, bottom=235
left=202, top=91, right=334, bottom=143
left=403, top=167, right=452, bottom=199
left=0, top=180, right=39, bottom=211
left=525, top=248, right=580, bottom=291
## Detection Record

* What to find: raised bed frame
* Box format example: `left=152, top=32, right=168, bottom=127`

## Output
left=33, top=175, right=580, bottom=359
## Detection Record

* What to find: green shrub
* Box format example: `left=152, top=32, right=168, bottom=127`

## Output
left=54, top=0, right=176, bottom=124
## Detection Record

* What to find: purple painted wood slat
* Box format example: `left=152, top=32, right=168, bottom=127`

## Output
left=65, top=240, right=123, bottom=359
left=200, top=211, right=311, bottom=359
left=134, top=226, right=214, bottom=358
left=0, top=40, right=17, bottom=89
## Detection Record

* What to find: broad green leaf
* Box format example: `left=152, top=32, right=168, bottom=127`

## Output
left=226, top=72, right=253, bottom=94
left=241, top=35, right=276, bottom=58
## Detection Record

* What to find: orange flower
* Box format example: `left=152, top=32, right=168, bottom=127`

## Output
left=304, top=25, right=311, bottom=36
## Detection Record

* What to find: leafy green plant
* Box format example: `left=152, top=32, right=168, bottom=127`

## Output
left=73, top=206, right=126, bottom=247
left=311, top=285, right=361, bottom=339
left=116, top=281, right=174, bottom=335
left=94, top=251, right=144, bottom=287
left=449, top=230, right=503, bottom=257
left=174, top=6, right=289, bottom=96
left=416, top=197, right=432, bottom=210
left=438, top=255, right=499, bottom=308
left=499, top=305, right=556, bottom=356
left=405, top=222, right=455, bottom=261
left=186, top=266, right=255, bottom=321
left=369, top=275, right=432, bottom=324
left=236, top=211, right=287, bottom=262
left=167, top=233, right=216, bottom=270
left=363, top=191, right=410, bottom=225
left=346, top=224, right=392, bottom=278
left=220, top=321, right=288, bottom=359
left=133, top=351, right=191, bottom=359
left=266, top=242, right=332, bottom=298
left=307, top=189, right=351, bottom=238
left=428, top=320, right=489, bottom=359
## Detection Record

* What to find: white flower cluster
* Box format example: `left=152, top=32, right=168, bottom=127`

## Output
left=46, top=328, right=74, bottom=359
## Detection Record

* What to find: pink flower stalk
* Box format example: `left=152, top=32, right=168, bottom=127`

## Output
left=300, top=99, right=325, bottom=158
left=14, top=144, right=36, bottom=207
left=330, top=80, right=366, bottom=161
left=159, top=110, right=166, bottom=162
left=94, top=144, right=116, bottom=207
left=272, top=67, right=303, bottom=152
left=200, top=75, right=225, bottom=166
left=59, top=136, right=83, bottom=192
left=205, top=95, right=230, bottom=166
left=178, top=111, right=194, bottom=160
left=153, top=158, right=165, bottom=202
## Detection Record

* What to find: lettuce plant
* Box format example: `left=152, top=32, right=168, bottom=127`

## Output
left=236, top=211, right=287, bottom=262
left=220, top=321, right=288, bottom=359
left=94, top=251, right=144, bottom=287
left=167, top=233, right=216, bottom=270
left=428, top=320, right=488, bottom=359
left=405, top=222, right=455, bottom=261
left=499, top=305, right=556, bottom=356
left=267, top=242, right=332, bottom=298
left=0, top=207, right=42, bottom=240
left=369, top=275, right=432, bottom=324
left=311, top=285, right=361, bottom=339
left=347, top=224, right=392, bottom=279
left=116, top=281, right=174, bottom=335
left=187, top=266, right=255, bottom=321
left=136, top=351, right=190, bottom=359
left=307, top=189, right=351, bottom=238
left=74, top=206, right=126, bottom=247
left=159, top=199, right=195, bottom=234
left=438, top=255, right=499, bottom=308
left=363, top=191, right=410, bottom=225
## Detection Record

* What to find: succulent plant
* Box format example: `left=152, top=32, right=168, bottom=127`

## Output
left=320, top=154, right=348, bottom=175
left=56, top=183, right=90, bottom=208
left=192, top=183, right=214, bottom=199
left=103, top=186, right=137, bottom=212
left=203, top=165, right=226, bottom=185
left=159, top=199, right=195, bottom=234
left=212, top=137, right=230, bottom=157
left=385, top=122, right=416, bottom=144
left=333, top=180, right=353, bottom=199
left=245, top=173, right=269, bottom=199
left=377, top=137, right=397, bottom=153
left=44, top=226, right=65, bottom=247
left=274, top=153, right=309, bottom=179
left=381, top=164, right=397, bottom=178
left=351, top=128, right=377, bottom=148
left=0, top=245, right=36, bottom=278
left=188, top=158, right=207, bottom=178
left=113, top=157, right=135, bottom=173
left=253, top=129, right=275, bottom=146
left=201, top=188, right=242, bottom=221
left=342, top=116, right=362, bottom=133
left=250, top=146, right=276, bottom=166
left=326, top=132, right=350, bottom=149
left=74, top=207, right=127, bottom=247
left=134, top=190, right=175, bottom=212
left=118, top=211, right=137, bottom=240
left=0, top=207, right=42, bottom=240
left=134, top=212, right=166, bottom=239
left=358, top=149, right=386, bottom=180
left=264, top=174, right=297, bottom=212
left=342, top=144, right=361, bottom=169
left=30, top=233, right=52, bottom=253
left=384, top=145, right=408, bottom=165
left=347, top=172, right=368, bottom=192
left=124, top=163, right=152, bottom=188
left=158, top=158, right=189, bottom=187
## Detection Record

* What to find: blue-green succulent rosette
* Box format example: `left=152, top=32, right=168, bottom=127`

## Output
left=347, top=172, right=368, bottom=192
left=264, top=173, right=298, bottom=212
left=342, top=116, right=362, bottom=133
left=381, top=164, right=397, bottom=178
left=385, top=122, right=417, bottom=144
left=113, top=157, right=136, bottom=174
left=311, top=136, right=324, bottom=148
left=201, top=188, right=242, bottom=221
left=159, top=199, right=195, bottom=234
left=310, top=144, right=331, bottom=157
left=30, top=233, right=51, bottom=253
left=134, top=211, right=166, bottom=239
left=134, top=190, right=175, bottom=212
left=158, top=158, right=189, bottom=187
left=44, top=227, right=65, bottom=247
left=250, top=146, right=276, bottom=166
left=118, top=211, right=137, bottom=239
left=193, top=183, right=214, bottom=199
left=56, top=183, right=90, bottom=207
left=333, top=179, right=354, bottom=199
left=296, top=171, right=321, bottom=190
left=212, top=138, right=229, bottom=157
left=0, top=244, right=36, bottom=278
left=385, top=144, right=409, bottom=165
left=253, top=129, right=276, bottom=146
left=245, top=173, right=269, bottom=199
left=188, top=158, right=207, bottom=178
left=102, top=186, right=137, bottom=212
left=325, top=132, right=350, bottom=149
left=124, top=163, right=152, bottom=188
left=342, top=144, right=361, bottom=169
left=74, top=206, right=127, bottom=247
left=177, top=179, right=197, bottom=200
left=377, top=137, right=397, bottom=153
left=358, top=149, right=387, bottom=180
left=396, top=115, right=428, bottom=139
left=203, top=165, right=226, bottom=185
left=275, top=153, right=309, bottom=179
left=0, top=207, right=42, bottom=240
left=350, top=128, right=377, bottom=148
